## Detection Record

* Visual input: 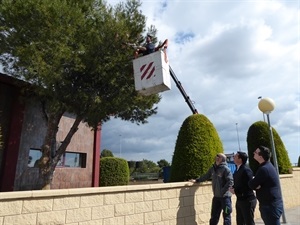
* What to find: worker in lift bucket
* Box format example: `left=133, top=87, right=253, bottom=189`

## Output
left=135, top=34, right=155, bottom=56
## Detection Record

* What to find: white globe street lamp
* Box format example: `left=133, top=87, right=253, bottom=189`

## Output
left=258, top=97, right=278, bottom=171
left=258, top=97, right=287, bottom=223
left=258, top=97, right=275, bottom=114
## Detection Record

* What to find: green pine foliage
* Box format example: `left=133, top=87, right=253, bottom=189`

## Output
left=169, top=114, right=223, bottom=182
left=0, top=0, right=160, bottom=189
left=100, top=157, right=129, bottom=186
left=247, top=121, right=292, bottom=174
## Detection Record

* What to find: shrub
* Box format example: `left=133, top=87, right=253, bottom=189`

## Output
left=247, top=121, right=291, bottom=174
left=99, top=157, right=129, bottom=186
left=100, top=149, right=114, bottom=158
left=169, top=114, right=223, bottom=182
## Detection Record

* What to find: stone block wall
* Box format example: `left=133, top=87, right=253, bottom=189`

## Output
left=280, top=168, right=300, bottom=208
left=0, top=168, right=299, bottom=225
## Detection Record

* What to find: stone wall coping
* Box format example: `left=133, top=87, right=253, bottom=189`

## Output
left=0, top=168, right=298, bottom=201
left=0, top=181, right=211, bottom=200
left=279, top=174, right=293, bottom=179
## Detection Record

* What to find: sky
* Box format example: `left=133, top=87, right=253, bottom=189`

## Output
left=101, top=0, right=300, bottom=164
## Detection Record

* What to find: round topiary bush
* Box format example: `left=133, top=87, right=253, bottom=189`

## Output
left=169, top=114, right=223, bottom=182
left=100, top=157, right=129, bottom=186
left=247, top=121, right=291, bottom=174
left=100, top=149, right=114, bottom=158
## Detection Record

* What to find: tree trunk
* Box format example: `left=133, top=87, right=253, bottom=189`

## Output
left=39, top=110, right=83, bottom=190
left=39, top=110, right=62, bottom=190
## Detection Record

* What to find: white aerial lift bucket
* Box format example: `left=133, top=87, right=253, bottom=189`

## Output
left=133, top=50, right=171, bottom=96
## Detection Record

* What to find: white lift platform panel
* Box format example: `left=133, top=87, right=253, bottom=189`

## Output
left=133, top=50, right=171, bottom=96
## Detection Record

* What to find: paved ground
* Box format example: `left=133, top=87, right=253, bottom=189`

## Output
left=255, top=206, right=300, bottom=225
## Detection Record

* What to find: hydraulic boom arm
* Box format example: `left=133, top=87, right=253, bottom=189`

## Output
left=169, top=66, right=198, bottom=114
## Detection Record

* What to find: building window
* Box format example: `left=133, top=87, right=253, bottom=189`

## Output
left=28, top=149, right=86, bottom=168
left=28, top=148, right=42, bottom=168
left=57, top=152, right=86, bottom=168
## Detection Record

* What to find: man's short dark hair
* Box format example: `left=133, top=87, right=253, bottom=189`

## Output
left=237, top=151, right=248, bottom=164
left=258, top=145, right=271, bottom=161
left=217, top=153, right=226, bottom=162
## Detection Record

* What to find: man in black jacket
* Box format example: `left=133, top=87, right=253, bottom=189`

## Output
left=229, top=152, right=257, bottom=225
left=190, top=153, right=233, bottom=225
left=248, top=146, right=283, bottom=225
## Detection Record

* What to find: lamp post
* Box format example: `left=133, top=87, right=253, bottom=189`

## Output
left=119, top=134, right=122, bottom=157
left=235, top=123, right=241, bottom=151
left=258, top=97, right=287, bottom=223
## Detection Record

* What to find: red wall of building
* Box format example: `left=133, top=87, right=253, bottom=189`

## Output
left=0, top=73, right=101, bottom=191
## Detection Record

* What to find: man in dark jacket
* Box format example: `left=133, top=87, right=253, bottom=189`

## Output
left=190, top=153, right=233, bottom=225
left=248, top=146, right=283, bottom=225
left=229, top=151, right=257, bottom=225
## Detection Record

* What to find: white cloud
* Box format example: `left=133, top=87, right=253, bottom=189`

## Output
left=102, top=0, right=299, bottom=165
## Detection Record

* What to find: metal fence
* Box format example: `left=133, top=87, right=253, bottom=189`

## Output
left=131, top=172, right=159, bottom=181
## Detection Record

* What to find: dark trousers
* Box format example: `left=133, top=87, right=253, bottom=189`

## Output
left=259, top=200, right=283, bottom=225
left=236, top=198, right=257, bottom=225
left=210, top=196, right=232, bottom=225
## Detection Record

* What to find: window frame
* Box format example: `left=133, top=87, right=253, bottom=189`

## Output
left=28, top=149, right=86, bottom=168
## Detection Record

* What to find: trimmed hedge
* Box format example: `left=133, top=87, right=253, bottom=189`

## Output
left=100, top=149, right=114, bottom=158
left=99, top=157, right=129, bottom=186
left=247, top=121, right=291, bottom=174
left=169, top=114, right=223, bottom=182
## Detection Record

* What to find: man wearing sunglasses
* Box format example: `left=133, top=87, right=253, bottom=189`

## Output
left=229, top=151, right=257, bottom=225
left=248, top=146, right=283, bottom=225
left=190, top=153, right=233, bottom=225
